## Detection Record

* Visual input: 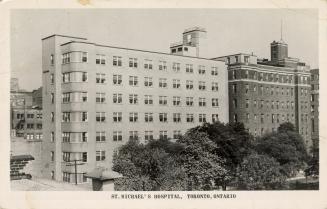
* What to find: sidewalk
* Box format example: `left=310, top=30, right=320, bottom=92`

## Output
left=11, top=178, right=92, bottom=191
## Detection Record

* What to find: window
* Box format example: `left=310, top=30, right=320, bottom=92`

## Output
left=144, top=77, right=153, bottom=87
left=212, top=98, right=219, bottom=107
left=145, top=113, right=153, bottom=122
left=144, top=95, right=153, bottom=105
left=129, top=58, right=138, bottom=68
left=129, top=76, right=138, bottom=86
left=113, top=74, right=122, bottom=85
left=143, top=131, right=153, bottom=142
left=159, top=78, right=167, bottom=88
left=212, top=114, right=219, bottom=123
left=159, top=113, right=168, bottom=122
left=244, top=70, right=249, bottom=79
left=198, top=65, right=206, bottom=74
left=62, top=172, right=71, bottom=182
left=113, top=56, right=122, bottom=66
left=198, top=81, right=206, bottom=90
left=246, top=113, right=250, bottom=122
left=159, top=96, right=167, bottom=105
left=129, top=112, right=138, bottom=122
left=62, top=92, right=87, bottom=103
left=51, top=132, right=55, bottom=142
left=96, top=131, right=106, bottom=142
left=245, top=99, right=250, bottom=108
left=173, top=130, right=182, bottom=139
left=62, top=52, right=71, bottom=64
left=186, top=114, right=194, bottom=123
left=51, top=112, right=54, bottom=122
left=113, top=112, right=122, bottom=122
left=50, top=54, right=54, bottom=65
left=253, top=100, right=257, bottom=108
left=82, top=52, right=88, bottom=62
left=159, top=131, right=168, bottom=140
left=173, top=96, right=181, bottom=106
left=129, top=131, right=138, bottom=140
left=62, top=112, right=88, bottom=122
left=260, top=114, right=265, bottom=123
left=51, top=151, right=54, bottom=161
left=96, top=151, right=106, bottom=161
left=186, top=97, right=193, bottom=106
left=159, top=61, right=167, bottom=71
left=186, top=64, right=193, bottom=73
left=62, top=72, right=88, bottom=83
left=62, top=132, right=88, bottom=143
left=96, top=73, right=106, bottom=84
left=51, top=171, right=55, bottom=180
left=26, top=133, right=34, bottom=140
left=186, top=80, right=194, bottom=90
left=173, top=113, right=181, bottom=123
left=199, top=114, right=206, bottom=123
left=233, top=114, right=238, bottom=122
left=232, top=84, right=237, bottom=93
left=211, top=67, right=218, bottom=76
left=96, top=93, right=106, bottom=103
left=232, top=99, right=237, bottom=109
left=144, top=59, right=153, bottom=69
left=96, top=54, right=106, bottom=65
left=27, top=113, right=34, bottom=119
left=212, top=82, right=219, bottom=91
left=113, top=131, right=122, bottom=141
left=63, top=152, right=70, bottom=162
left=173, top=79, right=181, bottom=89
left=50, top=74, right=54, bottom=84
left=113, top=93, right=122, bottom=104
left=245, top=84, right=249, bottom=94
left=199, top=98, right=206, bottom=107
left=271, top=101, right=274, bottom=109
left=232, top=70, right=236, bottom=79
left=129, top=94, right=138, bottom=104
left=37, top=124, right=42, bottom=129
left=272, top=114, right=275, bottom=123
left=27, top=123, right=34, bottom=129
left=96, top=112, right=106, bottom=122
left=172, top=62, right=180, bottom=72
left=244, top=56, right=249, bottom=63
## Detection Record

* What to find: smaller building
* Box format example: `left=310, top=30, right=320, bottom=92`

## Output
left=11, top=107, right=43, bottom=139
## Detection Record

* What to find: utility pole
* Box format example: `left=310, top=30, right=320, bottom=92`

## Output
left=66, top=159, right=85, bottom=185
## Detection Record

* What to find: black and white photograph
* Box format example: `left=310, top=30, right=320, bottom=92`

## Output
left=7, top=8, right=320, bottom=193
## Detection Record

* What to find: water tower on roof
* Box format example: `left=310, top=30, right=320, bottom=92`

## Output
left=170, top=27, right=207, bottom=57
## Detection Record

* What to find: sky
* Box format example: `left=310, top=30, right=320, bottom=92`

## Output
left=11, top=9, right=318, bottom=91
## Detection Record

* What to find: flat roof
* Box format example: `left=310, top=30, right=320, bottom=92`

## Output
left=42, top=34, right=87, bottom=41
left=212, top=53, right=258, bottom=60
left=60, top=41, right=223, bottom=62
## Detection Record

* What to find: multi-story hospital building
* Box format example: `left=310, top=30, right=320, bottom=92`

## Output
left=41, top=27, right=229, bottom=183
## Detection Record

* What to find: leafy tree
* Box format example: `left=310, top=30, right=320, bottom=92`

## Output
left=112, top=139, right=187, bottom=191
left=192, top=122, right=254, bottom=188
left=255, top=122, right=309, bottom=177
left=177, top=126, right=231, bottom=190
left=236, top=153, right=287, bottom=190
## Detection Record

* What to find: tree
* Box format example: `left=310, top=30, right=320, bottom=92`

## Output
left=255, top=122, right=309, bottom=177
left=112, top=139, right=187, bottom=191
left=236, top=153, right=287, bottom=190
left=193, top=122, right=254, bottom=188
left=177, top=126, right=231, bottom=190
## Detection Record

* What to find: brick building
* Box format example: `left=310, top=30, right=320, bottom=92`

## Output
left=214, top=38, right=312, bottom=151
left=310, top=68, right=319, bottom=156
left=10, top=79, right=43, bottom=139
left=41, top=28, right=229, bottom=183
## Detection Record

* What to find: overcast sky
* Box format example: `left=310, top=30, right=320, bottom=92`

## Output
left=11, top=9, right=318, bottom=91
